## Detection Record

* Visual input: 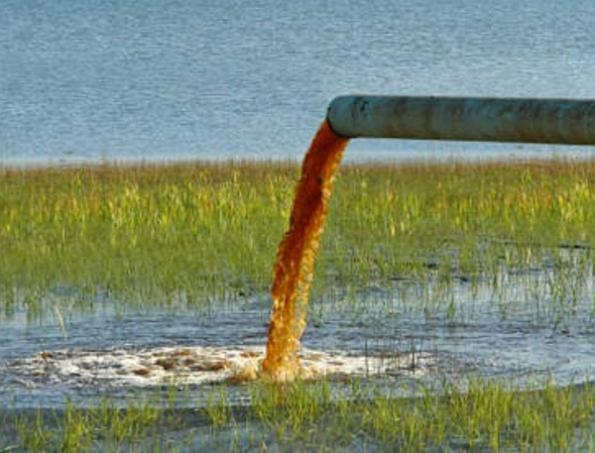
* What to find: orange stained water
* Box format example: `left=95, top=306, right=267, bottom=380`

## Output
left=261, top=120, right=349, bottom=381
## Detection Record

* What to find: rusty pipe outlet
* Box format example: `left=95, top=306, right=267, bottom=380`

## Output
left=326, top=95, right=595, bottom=145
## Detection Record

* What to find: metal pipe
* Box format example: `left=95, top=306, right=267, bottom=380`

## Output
left=326, top=95, right=595, bottom=144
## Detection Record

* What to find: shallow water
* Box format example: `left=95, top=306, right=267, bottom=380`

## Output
left=2, top=0, right=595, bottom=165
left=1, top=254, right=594, bottom=409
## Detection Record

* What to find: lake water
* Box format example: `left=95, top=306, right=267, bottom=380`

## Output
left=2, top=0, right=595, bottom=166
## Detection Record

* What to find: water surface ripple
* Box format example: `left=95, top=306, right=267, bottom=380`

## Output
left=2, top=0, right=595, bottom=165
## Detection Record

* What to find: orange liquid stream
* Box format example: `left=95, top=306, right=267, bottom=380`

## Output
left=262, top=120, right=349, bottom=381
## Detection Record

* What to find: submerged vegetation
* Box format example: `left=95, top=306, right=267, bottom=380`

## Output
left=1, top=158, right=594, bottom=314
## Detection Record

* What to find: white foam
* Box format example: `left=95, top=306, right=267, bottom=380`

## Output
left=10, top=346, right=435, bottom=388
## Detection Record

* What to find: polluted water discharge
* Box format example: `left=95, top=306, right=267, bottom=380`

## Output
left=262, top=120, right=349, bottom=381
left=3, top=116, right=595, bottom=410
left=0, top=119, right=440, bottom=407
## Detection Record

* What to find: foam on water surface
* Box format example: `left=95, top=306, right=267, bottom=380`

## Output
left=7, top=345, right=435, bottom=389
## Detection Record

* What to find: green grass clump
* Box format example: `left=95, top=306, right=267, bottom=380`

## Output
left=0, top=161, right=296, bottom=310
left=4, top=379, right=594, bottom=451
left=1, top=159, right=594, bottom=314
left=5, top=398, right=161, bottom=452
left=203, top=378, right=595, bottom=451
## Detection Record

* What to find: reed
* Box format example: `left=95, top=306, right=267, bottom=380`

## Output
left=1, top=159, right=594, bottom=317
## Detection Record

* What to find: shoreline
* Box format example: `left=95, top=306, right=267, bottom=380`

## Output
left=2, top=152, right=595, bottom=173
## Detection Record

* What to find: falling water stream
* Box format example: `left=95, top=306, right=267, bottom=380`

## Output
left=262, top=121, right=348, bottom=380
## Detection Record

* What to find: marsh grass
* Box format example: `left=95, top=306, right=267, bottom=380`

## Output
left=206, top=378, right=595, bottom=451
left=3, top=378, right=594, bottom=451
left=2, top=159, right=595, bottom=449
left=1, top=159, right=594, bottom=321
left=8, top=398, right=162, bottom=452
